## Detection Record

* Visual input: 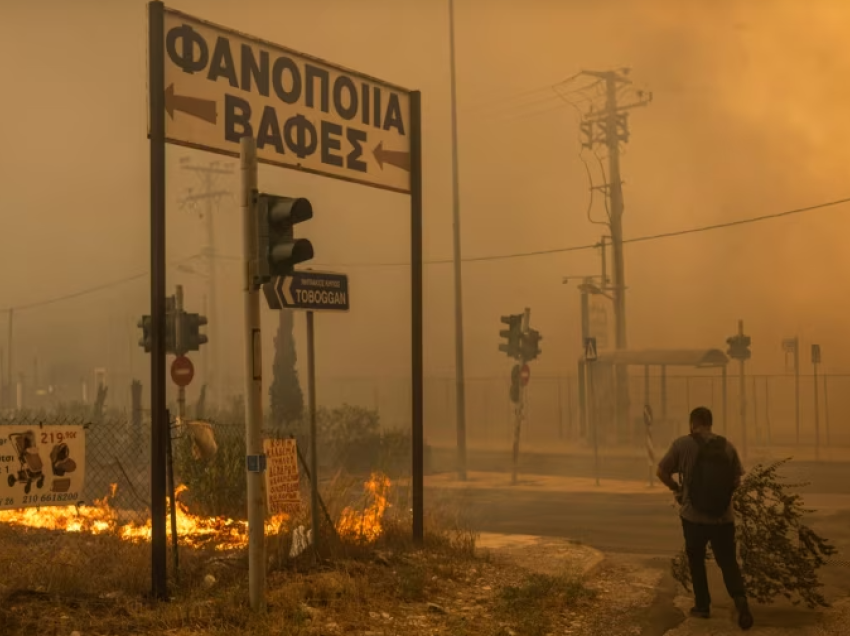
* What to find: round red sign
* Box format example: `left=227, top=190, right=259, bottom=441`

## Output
left=520, top=364, right=530, bottom=386
left=170, top=355, right=195, bottom=388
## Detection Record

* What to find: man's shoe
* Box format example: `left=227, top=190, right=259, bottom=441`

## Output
left=734, top=597, right=753, bottom=630
left=689, top=607, right=710, bottom=619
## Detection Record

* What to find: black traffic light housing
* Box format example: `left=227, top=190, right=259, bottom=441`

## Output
left=521, top=328, right=542, bottom=362
left=499, top=314, right=523, bottom=359
left=182, top=313, right=208, bottom=352
left=256, top=193, right=314, bottom=286
left=137, top=312, right=177, bottom=354
left=726, top=334, right=751, bottom=361
left=138, top=315, right=152, bottom=353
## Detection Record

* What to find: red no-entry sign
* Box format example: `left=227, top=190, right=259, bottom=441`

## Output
left=170, top=355, right=195, bottom=388
left=520, top=364, right=530, bottom=386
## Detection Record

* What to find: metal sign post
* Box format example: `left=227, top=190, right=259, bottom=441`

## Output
left=812, top=344, right=821, bottom=460
left=584, top=337, right=599, bottom=486
left=306, top=311, right=320, bottom=560
left=240, top=136, right=267, bottom=612
left=644, top=404, right=655, bottom=487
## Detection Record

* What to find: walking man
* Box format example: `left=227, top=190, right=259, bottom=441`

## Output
left=657, top=406, right=754, bottom=630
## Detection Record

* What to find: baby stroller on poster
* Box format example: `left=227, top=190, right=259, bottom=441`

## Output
left=7, top=430, right=46, bottom=495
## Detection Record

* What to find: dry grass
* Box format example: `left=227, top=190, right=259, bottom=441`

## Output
left=0, top=473, right=596, bottom=636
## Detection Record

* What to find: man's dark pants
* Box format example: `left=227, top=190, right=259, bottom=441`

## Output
left=681, top=517, right=746, bottom=610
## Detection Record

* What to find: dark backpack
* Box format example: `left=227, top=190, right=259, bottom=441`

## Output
left=688, top=434, right=736, bottom=518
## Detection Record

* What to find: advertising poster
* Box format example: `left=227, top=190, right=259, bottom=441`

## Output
left=263, top=438, right=302, bottom=516
left=0, top=425, right=86, bottom=510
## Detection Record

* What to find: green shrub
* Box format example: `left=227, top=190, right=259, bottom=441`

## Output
left=671, top=458, right=837, bottom=609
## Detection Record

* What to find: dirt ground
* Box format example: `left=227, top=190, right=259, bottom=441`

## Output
left=0, top=524, right=628, bottom=636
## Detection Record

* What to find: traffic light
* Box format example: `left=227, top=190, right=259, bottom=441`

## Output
left=521, top=328, right=542, bottom=362
left=138, top=315, right=152, bottom=353
left=182, top=313, right=209, bottom=352
left=499, top=314, right=523, bottom=359
left=256, top=193, right=314, bottom=285
left=726, top=334, right=751, bottom=361
left=137, top=313, right=176, bottom=354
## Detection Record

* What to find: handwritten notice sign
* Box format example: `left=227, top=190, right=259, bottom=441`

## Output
left=0, top=424, right=86, bottom=510
left=263, top=438, right=302, bottom=516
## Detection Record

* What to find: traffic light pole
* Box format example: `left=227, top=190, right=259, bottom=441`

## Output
left=306, top=310, right=320, bottom=560
left=240, top=136, right=267, bottom=612
left=147, top=0, right=168, bottom=602
left=510, top=374, right=525, bottom=486
left=794, top=339, right=800, bottom=445
left=175, top=285, right=186, bottom=420
left=737, top=320, right=747, bottom=461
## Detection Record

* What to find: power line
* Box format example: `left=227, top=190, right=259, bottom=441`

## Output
left=0, top=254, right=203, bottom=313
left=314, top=195, right=850, bottom=267
left=4, top=196, right=849, bottom=310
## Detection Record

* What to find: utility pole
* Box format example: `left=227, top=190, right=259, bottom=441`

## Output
left=180, top=157, right=234, bottom=405
left=447, top=0, right=467, bottom=480
left=782, top=337, right=801, bottom=444
left=579, top=69, right=651, bottom=438
left=6, top=308, right=13, bottom=409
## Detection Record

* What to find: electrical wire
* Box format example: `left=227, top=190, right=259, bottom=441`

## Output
left=4, top=198, right=849, bottom=312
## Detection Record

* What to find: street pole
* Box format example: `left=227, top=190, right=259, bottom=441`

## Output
left=306, top=310, right=320, bottom=559
left=813, top=357, right=820, bottom=461
left=510, top=308, right=531, bottom=486
left=175, top=286, right=186, bottom=420
left=240, top=136, right=266, bottom=612
left=447, top=0, right=467, bottom=481
left=148, top=0, right=168, bottom=602
left=738, top=320, right=747, bottom=461
left=180, top=159, right=233, bottom=404
left=794, top=338, right=800, bottom=445
left=579, top=70, right=650, bottom=439
left=6, top=308, right=12, bottom=409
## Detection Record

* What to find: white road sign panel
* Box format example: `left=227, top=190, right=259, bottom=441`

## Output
left=0, top=424, right=86, bottom=510
left=158, top=8, right=412, bottom=194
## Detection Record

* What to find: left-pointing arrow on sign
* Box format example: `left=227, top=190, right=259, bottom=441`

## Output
left=373, top=141, right=410, bottom=172
left=165, top=84, right=217, bottom=124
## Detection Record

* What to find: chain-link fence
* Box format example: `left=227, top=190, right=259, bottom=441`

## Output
left=422, top=372, right=850, bottom=454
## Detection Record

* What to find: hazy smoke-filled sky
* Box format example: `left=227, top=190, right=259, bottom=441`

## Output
left=2, top=0, right=849, bottom=405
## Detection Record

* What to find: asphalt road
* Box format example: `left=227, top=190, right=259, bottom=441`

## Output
left=429, top=447, right=850, bottom=495
left=425, top=485, right=850, bottom=633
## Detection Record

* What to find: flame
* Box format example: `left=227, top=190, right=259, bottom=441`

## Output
left=0, top=483, right=289, bottom=551
left=335, top=472, right=391, bottom=543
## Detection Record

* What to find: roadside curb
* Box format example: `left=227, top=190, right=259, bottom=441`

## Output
left=475, top=532, right=606, bottom=579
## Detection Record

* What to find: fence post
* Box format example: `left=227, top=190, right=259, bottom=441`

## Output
left=131, top=380, right=142, bottom=451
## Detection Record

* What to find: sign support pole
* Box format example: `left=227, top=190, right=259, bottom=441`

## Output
left=240, top=136, right=266, bottom=612
left=410, top=91, right=424, bottom=543
left=306, top=310, right=320, bottom=559
left=737, top=321, right=747, bottom=461
left=589, top=364, right=599, bottom=486
left=175, top=285, right=186, bottom=420
left=813, top=356, right=820, bottom=461
left=147, top=0, right=168, bottom=602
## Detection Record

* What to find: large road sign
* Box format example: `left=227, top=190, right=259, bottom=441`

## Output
left=157, top=7, right=411, bottom=194
left=170, top=355, right=195, bottom=387
left=263, top=270, right=349, bottom=312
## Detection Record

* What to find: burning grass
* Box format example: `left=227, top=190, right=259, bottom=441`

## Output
left=0, top=471, right=597, bottom=636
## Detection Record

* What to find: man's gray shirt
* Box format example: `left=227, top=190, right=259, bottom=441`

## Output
left=658, top=432, right=744, bottom=525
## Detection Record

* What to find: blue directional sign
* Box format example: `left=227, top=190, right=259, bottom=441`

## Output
left=263, top=270, right=349, bottom=312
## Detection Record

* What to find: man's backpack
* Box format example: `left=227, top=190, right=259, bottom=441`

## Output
left=688, top=434, right=736, bottom=518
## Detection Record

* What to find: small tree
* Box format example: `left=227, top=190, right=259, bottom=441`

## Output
left=671, top=458, right=837, bottom=609
left=269, top=308, right=304, bottom=427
